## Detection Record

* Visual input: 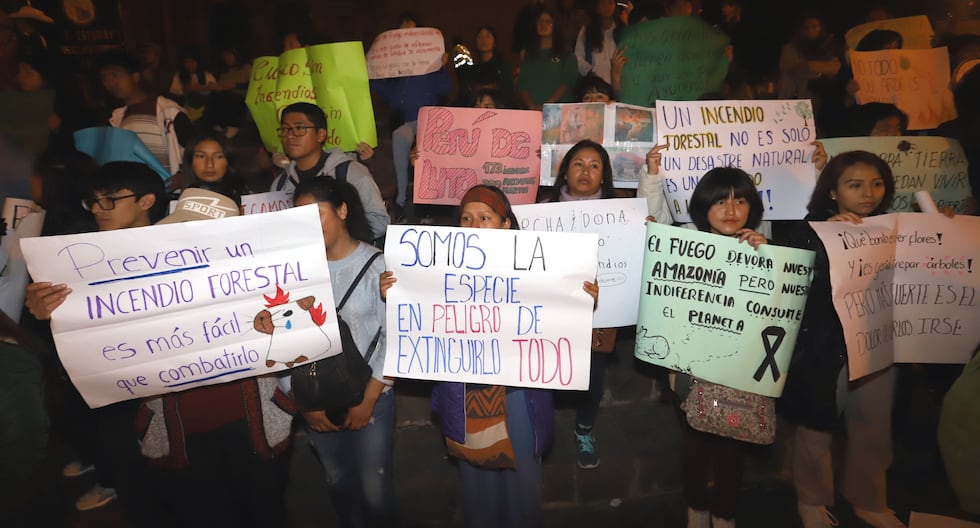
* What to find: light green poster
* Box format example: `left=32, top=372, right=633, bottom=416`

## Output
left=634, top=223, right=815, bottom=397
left=618, top=17, right=729, bottom=106
left=246, top=42, right=378, bottom=153
left=822, top=136, right=971, bottom=214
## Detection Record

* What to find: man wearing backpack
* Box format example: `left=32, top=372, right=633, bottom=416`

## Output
left=270, top=102, right=389, bottom=240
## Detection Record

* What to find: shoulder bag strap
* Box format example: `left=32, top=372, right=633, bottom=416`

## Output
left=336, top=251, right=382, bottom=312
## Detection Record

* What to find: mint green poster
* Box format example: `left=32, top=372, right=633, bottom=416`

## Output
left=246, top=42, right=378, bottom=153
left=634, top=223, right=814, bottom=397
left=618, top=17, right=730, bottom=106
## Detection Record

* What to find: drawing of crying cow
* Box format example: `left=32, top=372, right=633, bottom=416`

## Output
left=254, top=285, right=334, bottom=367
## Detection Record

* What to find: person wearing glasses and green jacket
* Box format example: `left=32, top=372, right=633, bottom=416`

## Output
left=269, top=102, right=390, bottom=240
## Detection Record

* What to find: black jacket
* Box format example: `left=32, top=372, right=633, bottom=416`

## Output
left=778, top=211, right=848, bottom=431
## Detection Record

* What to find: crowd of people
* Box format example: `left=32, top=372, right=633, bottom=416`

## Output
left=2, top=1, right=979, bottom=528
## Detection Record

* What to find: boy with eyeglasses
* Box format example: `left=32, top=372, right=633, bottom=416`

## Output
left=270, top=102, right=390, bottom=240
left=25, top=161, right=168, bottom=520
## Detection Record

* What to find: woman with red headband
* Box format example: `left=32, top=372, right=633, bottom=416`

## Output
left=381, top=185, right=597, bottom=528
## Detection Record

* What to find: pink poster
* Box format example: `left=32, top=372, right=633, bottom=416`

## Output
left=414, top=106, right=542, bottom=206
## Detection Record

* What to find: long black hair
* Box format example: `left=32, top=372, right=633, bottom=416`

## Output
left=526, top=5, right=567, bottom=59
left=583, top=0, right=626, bottom=57
left=549, top=139, right=615, bottom=201
left=807, top=150, right=895, bottom=216
left=688, top=167, right=764, bottom=233
left=177, top=48, right=208, bottom=86
left=293, top=176, right=373, bottom=243
left=181, top=131, right=248, bottom=199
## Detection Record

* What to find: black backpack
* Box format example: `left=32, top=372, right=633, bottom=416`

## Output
left=291, top=251, right=382, bottom=423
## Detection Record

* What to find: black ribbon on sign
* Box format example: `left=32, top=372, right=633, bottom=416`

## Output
left=753, top=326, right=785, bottom=382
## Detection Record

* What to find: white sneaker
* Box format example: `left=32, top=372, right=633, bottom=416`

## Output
left=62, top=460, right=95, bottom=477
left=75, top=485, right=117, bottom=511
left=711, top=515, right=736, bottom=528
left=798, top=502, right=839, bottom=528
left=687, top=507, right=710, bottom=528
left=854, top=507, right=907, bottom=528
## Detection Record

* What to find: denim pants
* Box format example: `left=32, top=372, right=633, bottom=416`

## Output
left=308, top=389, right=396, bottom=527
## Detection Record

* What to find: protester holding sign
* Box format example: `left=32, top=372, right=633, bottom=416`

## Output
left=135, top=188, right=296, bottom=528
left=370, top=14, right=452, bottom=221
left=24, top=161, right=169, bottom=518
left=270, top=102, right=389, bottom=240
left=295, top=177, right=396, bottom=526
left=667, top=167, right=771, bottom=528
left=380, top=184, right=598, bottom=528
left=781, top=151, right=907, bottom=528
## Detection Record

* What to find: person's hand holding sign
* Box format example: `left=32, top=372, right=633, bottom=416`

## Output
left=25, top=282, right=71, bottom=320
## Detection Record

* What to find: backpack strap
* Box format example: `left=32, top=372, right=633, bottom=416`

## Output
left=336, top=251, right=382, bottom=312
left=334, top=159, right=352, bottom=186
left=336, top=250, right=384, bottom=364
left=362, top=326, right=383, bottom=364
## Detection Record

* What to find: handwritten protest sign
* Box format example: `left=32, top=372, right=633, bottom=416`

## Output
left=246, top=42, right=378, bottom=153
left=846, top=16, right=934, bottom=51
left=366, top=27, right=445, bottom=79
left=414, top=106, right=542, bottom=205
left=822, top=137, right=971, bottom=214
left=513, top=198, right=646, bottom=327
left=382, top=225, right=598, bottom=390
left=633, top=223, right=815, bottom=397
left=810, top=214, right=980, bottom=380
left=540, top=102, right=657, bottom=188
left=241, top=191, right=292, bottom=215
left=656, top=99, right=817, bottom=223
left=850, top=48, right=957, bottom=130
left=0, top=198, right=44, bottom=321
left=19, top=206, right=343, bottom=407
left=619, top=16, right=729, bottom=106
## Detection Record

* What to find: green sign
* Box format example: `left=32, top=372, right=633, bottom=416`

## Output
left=246, top=42, right=378, bottom=153
left=618, top=17, right=729, bottom=106
left=634, top=223, right=814, bottom=397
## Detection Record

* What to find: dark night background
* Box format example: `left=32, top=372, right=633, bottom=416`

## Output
left=8, top=0, right=980, bottom=75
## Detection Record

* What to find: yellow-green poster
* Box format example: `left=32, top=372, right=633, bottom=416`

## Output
left=246, top=42, right=378, bottom=153
left=618, top=17, right=729, bottom=106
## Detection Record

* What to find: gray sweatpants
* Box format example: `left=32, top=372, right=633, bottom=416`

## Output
left=791, top=365, right=896, bottom=511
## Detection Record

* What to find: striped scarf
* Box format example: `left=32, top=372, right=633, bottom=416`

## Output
left=445, top=384, right=516, bottom=469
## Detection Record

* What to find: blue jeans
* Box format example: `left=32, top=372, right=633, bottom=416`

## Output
left=307, top=389, right=396, bottom=527
left=457, top=389, right=542, bottom=528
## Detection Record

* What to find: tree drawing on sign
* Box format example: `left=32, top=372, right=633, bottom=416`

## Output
left=794, top=102, right=813, bottom=127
